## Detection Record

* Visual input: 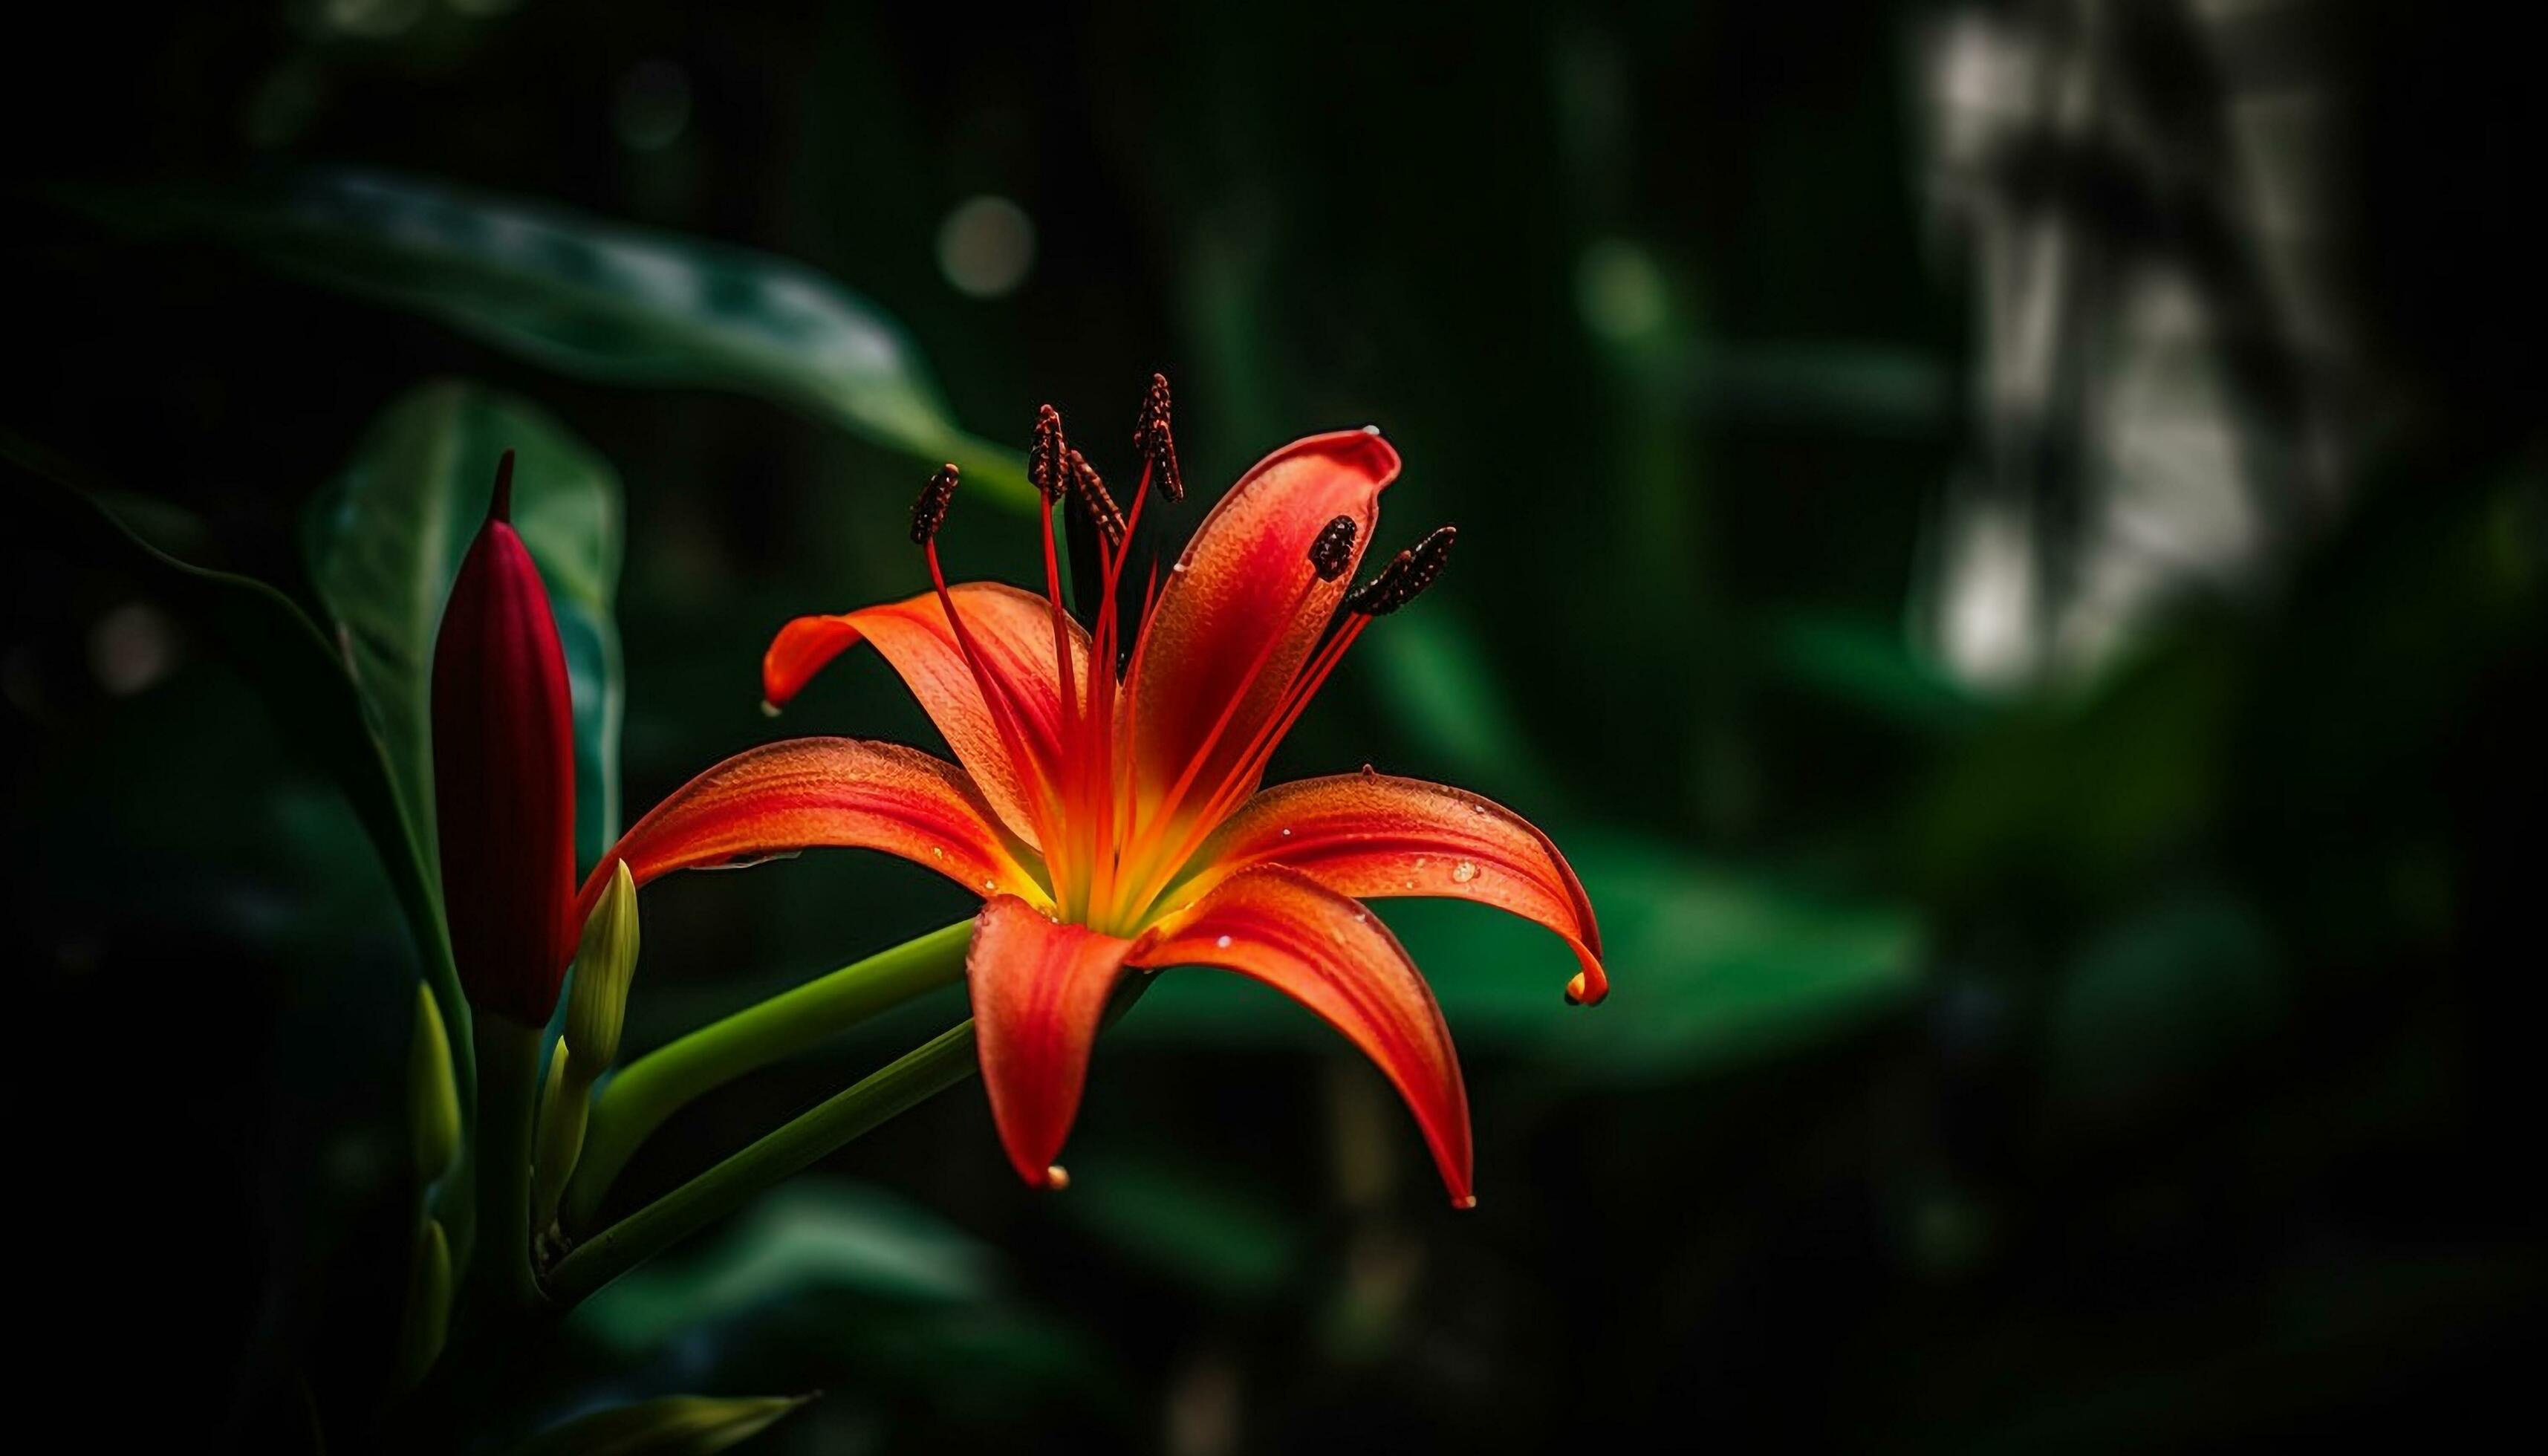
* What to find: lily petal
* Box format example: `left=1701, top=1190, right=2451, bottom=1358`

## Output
left=763, top=582, right=1090, bottom=848
left=967, top=895, right=1140, bottom=1187
left=1141, top=866, right=1474, bottom=1206
left=1126, top=430, right=1399, bottom=822
left=1186, top=774, right=1609, bottom=1006
left=576, top=737, right=1044, bottom=923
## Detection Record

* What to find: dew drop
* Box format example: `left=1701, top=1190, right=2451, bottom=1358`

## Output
left=1452, top=860, right=1479, bottom=883
left=1215, top=934, right=1232, bottom=949
left=931, top=846, right=945, bottom=859
left=1353, top=911, right=1368, bottom=923
left=1280, top=827, right=1293, bottom=838
left=981, top=879, right=995, bottom=891
left=1469, top=801, right=1489, bottom=815
left=1359, top=761, right=1377, bottom=777
left=1170, top=560, right=1192, bottom=575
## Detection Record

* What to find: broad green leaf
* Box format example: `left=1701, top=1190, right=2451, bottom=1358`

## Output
left=1, top=435, right=470, bottom=1098
left=1127, top=833, right=1925, bottom=1081
left=96, top=169, right=1030, bottom=504
left=305, top=381, right=625, bottom=868
left=573, top=1178, right=994, bottom=1356
left=511, top=1394, right=813, bottom=1456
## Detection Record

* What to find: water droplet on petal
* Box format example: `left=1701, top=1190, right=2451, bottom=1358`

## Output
left=1469, top=801, right=1489, bottom=815
left=1452, top=860, right=1479, bottom=883
left=1279, top=827, right=1293, bottom=838
left=1215, top=934, right=1232, bottom=949
left=931, top=846, right=945, bottom=859
left=1359, top=762, right=1377, bottom=777
left=981, top=879, right=995, bottom=891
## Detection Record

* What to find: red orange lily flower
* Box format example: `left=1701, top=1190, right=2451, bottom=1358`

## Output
left=579, top=381, right=1606, bottom=1206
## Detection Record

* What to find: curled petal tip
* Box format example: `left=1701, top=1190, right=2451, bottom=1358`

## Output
left=1044, top=1163, right=1071, bottom=1191
left=1565, top=968, right=1610, bottom=1007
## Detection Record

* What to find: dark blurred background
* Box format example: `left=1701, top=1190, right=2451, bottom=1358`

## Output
left=6, top=1, right=2543, bottom=1451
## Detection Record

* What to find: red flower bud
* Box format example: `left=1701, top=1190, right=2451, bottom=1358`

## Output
left=432, top=453, right=577, bottom=1025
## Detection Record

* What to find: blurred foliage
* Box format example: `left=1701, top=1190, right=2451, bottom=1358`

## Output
left=6, top=1, right=2542, bottom=1452
left=84, top=169, right=1032, bottom=504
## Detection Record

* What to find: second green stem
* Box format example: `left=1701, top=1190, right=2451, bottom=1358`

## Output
left=560, top=919, right=974, bottom=1231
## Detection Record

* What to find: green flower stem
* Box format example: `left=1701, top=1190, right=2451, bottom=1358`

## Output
left=560, top=919, right=974, bottom=1231
left=469, top=1016, right=545, bottom=1312
left=543, top=1020, right=980, bottom=1307
left=543, top=971, right=1156, bottom=1309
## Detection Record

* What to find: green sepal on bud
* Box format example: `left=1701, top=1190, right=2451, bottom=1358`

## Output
left=531, top=1038, right=588, bottom=1234
left=391, top=1218, right=453, bottom=1392
left=535, top=869, right=640, bottom=1232
left=510, top=1392, right=818, bottom=1456
left=408, top=982, right=463, bottom=1186
left=565, top=861, right=640, bottom=1070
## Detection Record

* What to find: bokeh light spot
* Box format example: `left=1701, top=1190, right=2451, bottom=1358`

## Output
left=614, top=60, right=693, bottom=153
left=1576, top=238, right=1668, bottom=342
left=88, top=602, right=179, bottom=697
left=936, top=195, right=1036, bottom=299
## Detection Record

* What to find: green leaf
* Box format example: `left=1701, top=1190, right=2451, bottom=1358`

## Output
left=305, top=380, right=626, bottom=868
left=90, top=169, right=1029, bottom=505
left=573, top=1178, right=994, bottom=1356
left=1126, top=833, right=1925, bottom=1081
left=0, top=433, right=469, bottom=1093
left=511, top=1394, right=814, bottom=1456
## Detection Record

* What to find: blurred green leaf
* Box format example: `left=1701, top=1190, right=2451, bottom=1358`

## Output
left=1769, top=611, right=1982, bottom=733
left=2047, top=887, right=2284, bottom=1126
left=1362, top=608, right=1557, bottom=802
left=1, top=434, right=469, bottom=1087
left=305, top=380, right=626, bottom=868
left=573, top=1178, right=994, bottom=1355
left=88, top=169, right=1029, bottom=504
left=1908, top=624, right=2243, bottom=906
left=1059, top=1156, right=1302, bottom=1302
left=511, top=1393, right=813, bottom=1456
left=1127, top=833, right=1925, bottom=1081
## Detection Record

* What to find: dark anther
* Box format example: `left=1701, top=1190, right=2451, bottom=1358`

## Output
left=909, top=464, right=960, bottom=545
left=1133, top=372, right=1184, bottom=501
left=1400, top=524, right=1456, bottom=601
left=1029, top=405, right=1067, bottom=501
left=1345, top=550, right=1413, bottom=615
left=1069, top=449, right=1127, bottom=547
left=1308, top=516, right=1359, bottom=581
left=1345, top=525, right=1455, bottom=615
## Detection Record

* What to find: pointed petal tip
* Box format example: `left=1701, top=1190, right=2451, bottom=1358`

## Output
left=489, top=449, right=516, bottom=523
